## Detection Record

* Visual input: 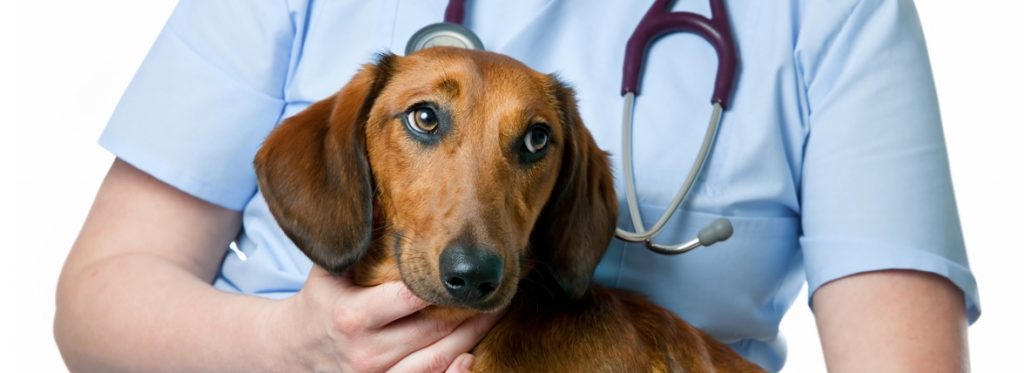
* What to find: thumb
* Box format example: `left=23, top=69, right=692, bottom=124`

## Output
left=307, top=263, right=333, bottom=278
left=305, top=264, right=355, bottom=290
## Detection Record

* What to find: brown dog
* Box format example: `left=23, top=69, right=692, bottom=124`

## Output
left=255, top=47, right=764, bottom=372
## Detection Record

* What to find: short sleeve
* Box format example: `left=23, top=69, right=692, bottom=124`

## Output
left=99, top=0, right=295, bottom=210
left=795, top=0, right=980, bottom=322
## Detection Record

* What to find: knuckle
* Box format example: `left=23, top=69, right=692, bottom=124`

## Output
left=332, top=307, right=367, bottom=335
left=348, top=350, right=383, bottom=372
left=430, top=319, right=457, bottom=337
left=396, top=284, right=426, bottom=309
left=473, top=318, right=492, bottom=334
left=348, top=359, right=373, bottom=373
left=474, top=312, right=503, bottom=334
left=423, top=353, right=453, bottom=373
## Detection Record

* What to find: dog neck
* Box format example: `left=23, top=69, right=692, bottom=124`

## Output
left=349, top=238, right=401, bottom=286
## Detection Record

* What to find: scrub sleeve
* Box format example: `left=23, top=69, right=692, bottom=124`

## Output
left=99, top=0, right=294, bottom=211
left=795, top=0, right=980, bottom=321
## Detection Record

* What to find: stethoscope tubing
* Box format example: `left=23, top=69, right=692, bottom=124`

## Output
left=444, top=0, right=466, bottom=24
left=615, top=99, right=725, bottom=246
left=621, top=0, right=738, bottom=108
left=614, top=0, right=739, bottom=253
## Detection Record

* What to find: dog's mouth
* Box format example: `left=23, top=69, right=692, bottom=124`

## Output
left=400, top=271, right=516, bottom=312
left=392, top=235, right=520, bottom=312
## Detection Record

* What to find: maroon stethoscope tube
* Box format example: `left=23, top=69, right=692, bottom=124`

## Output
left=444, top=0, right=466, bottom=25
left=621, top=0, right=739, bottom=108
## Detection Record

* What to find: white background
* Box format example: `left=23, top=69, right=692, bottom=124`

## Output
left=8, top=1, right=1023, bottom=371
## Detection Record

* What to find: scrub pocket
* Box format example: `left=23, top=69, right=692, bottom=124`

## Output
left=593, top=208, right=802, bottom=343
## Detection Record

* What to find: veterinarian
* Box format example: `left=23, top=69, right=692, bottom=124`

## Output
left=56, top=0, right=978, bottom=371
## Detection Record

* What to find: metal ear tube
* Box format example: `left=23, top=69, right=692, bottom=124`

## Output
left=405, top=0, right=484, bottom=54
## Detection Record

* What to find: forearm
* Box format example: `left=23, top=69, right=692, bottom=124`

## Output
left=54, top=160, right=498, bottom=372
left=54, top=160, right=300, bottom=372
left=55, top=253, right=290, bottom=372
left=812, top=270, right=969, bottom=373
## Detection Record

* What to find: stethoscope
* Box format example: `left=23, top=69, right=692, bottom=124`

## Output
left=407, top=0, right=739, bottom=255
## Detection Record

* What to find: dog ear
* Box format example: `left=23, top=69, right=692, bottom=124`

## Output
left=531, top=78, right=619, bottom=299
left=255, top=55, right=395, bottom=274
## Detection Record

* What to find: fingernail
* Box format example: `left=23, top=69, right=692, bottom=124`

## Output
left=459, top=353, right=475, bottom=371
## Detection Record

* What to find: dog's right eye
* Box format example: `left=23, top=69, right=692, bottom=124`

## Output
left=406, top=107, right=439, bottom=134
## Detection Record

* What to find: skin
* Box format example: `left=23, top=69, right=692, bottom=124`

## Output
left=813, top=270, right=969, bottom=372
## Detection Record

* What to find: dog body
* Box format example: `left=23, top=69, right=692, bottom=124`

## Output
left=256, top=47, right=763, bottom=372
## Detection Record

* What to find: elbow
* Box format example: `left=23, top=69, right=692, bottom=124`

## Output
left=53, top=260, right=112, bottom=372
left=53, top=267, right=88, bottom=371
left=53, top=309, right=84, bottom=372
left=52, top=253, right=173, bottom=372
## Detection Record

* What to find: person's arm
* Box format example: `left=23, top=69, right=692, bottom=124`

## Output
left=812, top=269, right=969, bottom=372
left=795, top=2, right=979, bottom=370
left=54, top=159, right=496, bottom=372
left=54, top=159, right=278, bottom=371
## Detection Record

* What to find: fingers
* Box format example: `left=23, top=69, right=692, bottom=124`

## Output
left=303, top=264, right=494, bottom=372
left=445, top=354, right=475, bottom=373
left=375, top=311, right=468, bottom=350
left=366, top=313, right=467, bottom=367
left=352, top=281, right=431, bottom=328
left=387, top=311, right=503, bottom=373
left=306, top=265, right=427, bottom=328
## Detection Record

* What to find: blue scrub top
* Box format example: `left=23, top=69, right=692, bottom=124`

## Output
left=99, top=0, right=980, bottom=371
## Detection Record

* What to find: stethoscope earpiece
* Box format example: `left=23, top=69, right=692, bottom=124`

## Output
left=405, top=22, right=485, bottom=55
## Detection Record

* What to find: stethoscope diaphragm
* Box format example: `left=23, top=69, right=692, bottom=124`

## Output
left=405, top=22, right=485, bottom=55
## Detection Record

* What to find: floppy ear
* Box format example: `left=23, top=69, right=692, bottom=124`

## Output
left=531, top=78, right=619, bottom=299
left=255, top=56, right=394, bottom=274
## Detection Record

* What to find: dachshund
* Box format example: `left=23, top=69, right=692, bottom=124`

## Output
left=255, top=47, right=764, bottom=372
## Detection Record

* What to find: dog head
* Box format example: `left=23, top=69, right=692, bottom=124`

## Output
left=256, top=48, right=617, bottom=311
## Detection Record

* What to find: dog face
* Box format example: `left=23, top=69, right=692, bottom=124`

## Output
left=256, top=48, right=617, bottom=312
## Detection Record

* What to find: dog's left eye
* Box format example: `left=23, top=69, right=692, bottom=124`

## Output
left=523, top=125, right=550, bottom=153
left=518, top=124, right=551, bottom=164
left=406, top=107, right=439, bottom=133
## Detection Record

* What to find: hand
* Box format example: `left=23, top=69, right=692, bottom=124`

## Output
left=445, top=353, right=477, bottom=373
left=275, top=265, right=501, bottom=372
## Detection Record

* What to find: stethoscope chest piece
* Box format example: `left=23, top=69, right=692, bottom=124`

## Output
left=405, top=22, right=485, bottom=55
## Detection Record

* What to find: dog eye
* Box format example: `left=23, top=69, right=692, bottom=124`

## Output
left=406, top=107, right=439, bottom=133
left=523, top=125, right=550, bottom=153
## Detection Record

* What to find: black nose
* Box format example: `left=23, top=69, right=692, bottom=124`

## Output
left=439, top=246, right=503, bottom=303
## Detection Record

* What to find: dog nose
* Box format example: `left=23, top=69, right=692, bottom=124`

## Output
left=439, top=246, right=503, bottom=303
